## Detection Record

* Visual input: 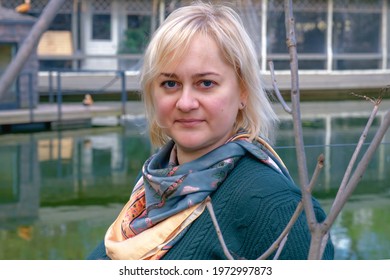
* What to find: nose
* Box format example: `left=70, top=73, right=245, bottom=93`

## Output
left=176, top=87, right=199, bottom=112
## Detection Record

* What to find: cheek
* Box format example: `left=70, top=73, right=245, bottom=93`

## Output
left=214, top=94, right=240, bottom=113
left=210, top=99, right=239, bottom=123
left=153, top=95, right=175, bottom=120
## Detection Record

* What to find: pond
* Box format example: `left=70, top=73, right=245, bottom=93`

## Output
left=0, top=113, right=389, bottom=260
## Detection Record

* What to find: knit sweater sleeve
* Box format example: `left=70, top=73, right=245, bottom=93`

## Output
left=226, top=157, right=334, bottom=260
left=254, top=191, right=332, bottom=260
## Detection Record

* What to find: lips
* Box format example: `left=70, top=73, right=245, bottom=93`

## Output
left=175, top=119, right=204, bottom=128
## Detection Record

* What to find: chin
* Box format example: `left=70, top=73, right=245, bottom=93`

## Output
left=175, top=138, right=204, bottom=150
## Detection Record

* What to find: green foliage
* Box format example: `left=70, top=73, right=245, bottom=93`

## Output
left=118, top=16, right=151, bottom=54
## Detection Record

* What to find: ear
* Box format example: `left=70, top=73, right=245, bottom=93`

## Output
left=239, top=86, right=248, bottom=108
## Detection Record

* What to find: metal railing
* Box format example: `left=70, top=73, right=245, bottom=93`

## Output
left=46, top=69, right=128, bottom=123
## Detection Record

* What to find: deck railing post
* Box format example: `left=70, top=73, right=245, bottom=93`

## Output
left=28, top=72, right=34, bottom=123
left=49, top=70, right=54, bottom=103
left=57, top=71, right=62, bottom=123
left=120, top=70, right=127, bottom=116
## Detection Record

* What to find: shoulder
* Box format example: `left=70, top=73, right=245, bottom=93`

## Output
left=224, top=154, right=302, bottom=201
left=215, top=154, right=328, bottom=226
left=227, top=155, right=327, bottom=215
left=218, top=155, right=332, bottom=259
left=208, top=155, right=303, bottom=229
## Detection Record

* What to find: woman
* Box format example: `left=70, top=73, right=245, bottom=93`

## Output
left=87, top=1, right=334, bottom=260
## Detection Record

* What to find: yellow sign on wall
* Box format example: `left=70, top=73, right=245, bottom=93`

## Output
left=37, top=31, right=73, bottom=56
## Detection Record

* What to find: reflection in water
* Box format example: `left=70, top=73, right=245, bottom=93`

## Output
left=0, top=115, right=389, bottom=260
left=326, top=196, right=390, bottom=260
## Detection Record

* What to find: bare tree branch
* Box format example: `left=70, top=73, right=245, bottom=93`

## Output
left=284, top=0, right=309, bottom=188
left=269, top=61, right=292, bottom=114
left=205, top=197, right=234, bottom=260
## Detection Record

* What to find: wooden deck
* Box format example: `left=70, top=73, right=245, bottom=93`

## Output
left=0, top=101, right=145, bottom=132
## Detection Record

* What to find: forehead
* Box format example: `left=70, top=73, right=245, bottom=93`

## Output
left=157, top=34, right=231, bottom=73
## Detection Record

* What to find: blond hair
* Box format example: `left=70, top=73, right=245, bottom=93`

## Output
left=140, top=1, right=278, bottom=147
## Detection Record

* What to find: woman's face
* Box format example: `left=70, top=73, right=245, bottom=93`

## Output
left=152, top=34, right=246, bottom=164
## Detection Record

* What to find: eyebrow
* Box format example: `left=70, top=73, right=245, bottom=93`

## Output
left=159, top=73, right=178, bottom=79
left=158, top=72, right=220, bottom=79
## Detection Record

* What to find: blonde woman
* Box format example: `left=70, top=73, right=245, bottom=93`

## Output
left=88, top=1, right=334, bottom=260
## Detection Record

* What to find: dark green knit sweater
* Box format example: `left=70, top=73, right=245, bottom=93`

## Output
left=87, top=155, right=334, bottom=260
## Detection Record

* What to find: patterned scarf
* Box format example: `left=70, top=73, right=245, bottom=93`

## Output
left=104, top=132, right=291, bottom=259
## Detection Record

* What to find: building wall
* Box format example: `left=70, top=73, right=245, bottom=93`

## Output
left=0, top=15, right=38, bottom=109
left=2, top=0, right=390, bottom=74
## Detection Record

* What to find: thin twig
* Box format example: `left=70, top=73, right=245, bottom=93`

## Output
left=324, top=109, right=390, bottom=229
left=350, top=92, right=377, bottom=104
left=350, top=85, right=387, bottom=105
left=306, top=155, right=328, bottom=259
left=205, top=197, right=235, bottom=260
left=269, top=61, right=292, bottom=114
left=273, top=235, right=288, bottom=260
left=302, top=154, right=325, bottom=229
left=331, top=100, right=381, bottom=211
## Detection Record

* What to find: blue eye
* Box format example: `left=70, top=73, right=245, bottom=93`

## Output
left=200, top=80, right=214, bottom=88
left=161, top=80, right=178, bottom=88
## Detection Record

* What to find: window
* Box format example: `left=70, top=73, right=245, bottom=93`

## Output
left=118, top=15, right=151, bottom=54
left=267, top=0, right=328, bottom=70
left=92, top=14, right=111, bottom=40
left=0, top=44, right=15, bottom=74
left=295, top=12, right=327, bottom=54
left=39, top=60, right=72, bottom=71
left=0, top=44, right=17, bottom=105
left=50, top=13, right=72, bottom=31
left=332, top=0, right=382, bottom=70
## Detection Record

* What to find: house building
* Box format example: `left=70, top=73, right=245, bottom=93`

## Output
left=0, top=6, right=37, bottom=109
left=1, top=0, right=390, bottom=97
